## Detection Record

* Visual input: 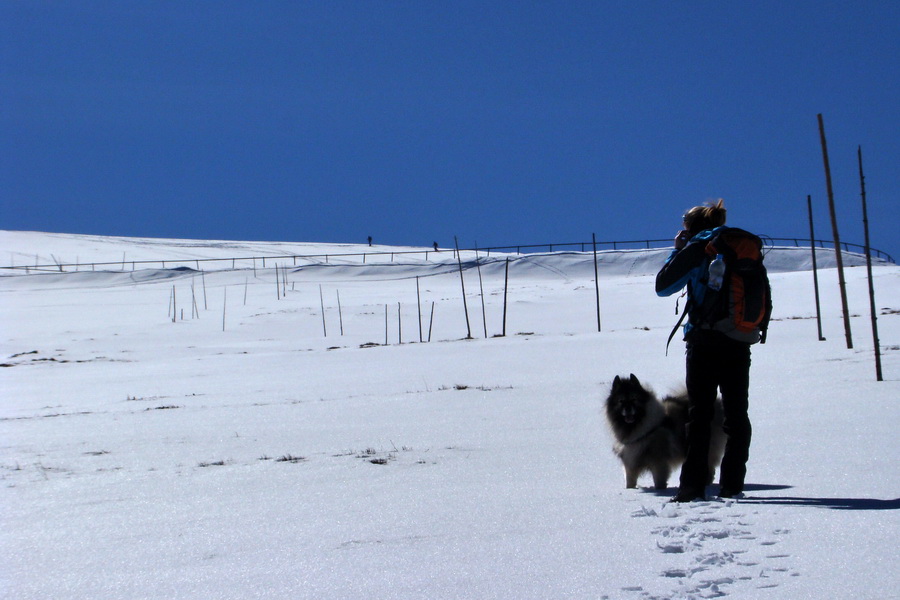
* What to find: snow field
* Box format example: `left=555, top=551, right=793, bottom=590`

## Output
left=1, top=231, right=898, bottom=599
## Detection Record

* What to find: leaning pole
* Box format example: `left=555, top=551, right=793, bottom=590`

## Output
left=817, top=113, right=853, bottom=349
left=858, top=146, right=883, bottom=381
left=806, top=195, right=826, bottom=341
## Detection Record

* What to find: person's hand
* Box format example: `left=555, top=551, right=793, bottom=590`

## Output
left=674, top=230, right=690, bottom=250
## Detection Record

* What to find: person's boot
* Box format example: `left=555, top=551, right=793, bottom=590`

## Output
left=672, top=487, right=705, bottom=502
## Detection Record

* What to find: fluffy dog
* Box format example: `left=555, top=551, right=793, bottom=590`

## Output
left=604, top=374, right=725, bottom=490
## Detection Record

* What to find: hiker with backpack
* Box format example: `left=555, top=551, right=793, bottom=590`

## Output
left=656, top=199, right=772, bottom=502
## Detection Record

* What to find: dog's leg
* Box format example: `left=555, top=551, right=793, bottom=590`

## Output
left=707, top=431, right=726, bottom=486
left=625, top=467, right=639, bottom=488
left=651, top=465, right=671, bottom=490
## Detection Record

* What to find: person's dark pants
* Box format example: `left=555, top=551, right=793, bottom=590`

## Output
left=680, top=331, right=752, bottom=494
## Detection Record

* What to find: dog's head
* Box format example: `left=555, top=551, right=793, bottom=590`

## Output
left=605, top=374, right=654, bottom=429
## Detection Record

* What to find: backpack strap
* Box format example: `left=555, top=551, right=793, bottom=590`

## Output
left=759, top=276, right=773, bottom=344
left=708, top=227, right=763, bottom=262
left=665, top=297, right=692, bottom=356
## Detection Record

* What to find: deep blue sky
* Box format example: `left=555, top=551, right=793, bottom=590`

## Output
left=2, top=2, right=898, bottom=259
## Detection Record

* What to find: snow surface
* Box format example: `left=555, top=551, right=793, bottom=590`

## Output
left=2, top=230, right=898, bottom=600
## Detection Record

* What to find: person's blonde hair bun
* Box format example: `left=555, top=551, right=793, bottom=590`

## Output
left=684, top=199, right=727, bottom=233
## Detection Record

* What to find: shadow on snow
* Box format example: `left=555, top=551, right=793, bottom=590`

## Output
left=637, top=483, right=899, bottom=511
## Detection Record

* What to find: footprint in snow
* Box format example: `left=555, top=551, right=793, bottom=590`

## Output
left=624, top=497, right=799, bottom=599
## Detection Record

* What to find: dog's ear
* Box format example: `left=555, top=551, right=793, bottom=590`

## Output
left=612, top=375, right=622, bottom=390
left=629, top=374, right=640, bottom=386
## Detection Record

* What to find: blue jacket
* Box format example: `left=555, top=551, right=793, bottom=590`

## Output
left=655, top=227, right=725, bottom=339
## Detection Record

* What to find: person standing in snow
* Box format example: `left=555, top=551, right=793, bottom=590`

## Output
left=655, top=199, right=770, bottom=502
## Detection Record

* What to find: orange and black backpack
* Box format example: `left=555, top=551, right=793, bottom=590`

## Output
left=699, top=227, right=772, bottom=344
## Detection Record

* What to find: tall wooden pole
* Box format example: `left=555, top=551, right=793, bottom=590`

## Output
left=807, top=196, right=826, bottom=341
left=454, top=236, right=473, bottom=339
left=592, top=233, right=602, bottom=332
left=201, top=271, right=208, bottom=310
left=501, top=257, right=510, bottom=337
left=428, top=301, right=435, bottom=343
left=475, top=244, right=487, bottom=338
left=191, top=283, right=199, bottom=319
left=416, top=277, right=423, bottom=343
left=319, top=284, right=327, bottom=337
left=275, top=264, right=281, bottom=300
left=337, top=290, right=344, bottom=336
left=222, top=286, right=227, bottom=332
left=858, top=146, right=883, bottom=381
left=817, top=113, right=853, bottom=349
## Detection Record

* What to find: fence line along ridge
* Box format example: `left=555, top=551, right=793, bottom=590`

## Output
left=3, top=236, right=894, bottom=273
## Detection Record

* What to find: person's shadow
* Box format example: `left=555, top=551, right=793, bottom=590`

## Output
left=643, top=483, right=900, bottom=511
left=739, top=484, right=900, bottom=511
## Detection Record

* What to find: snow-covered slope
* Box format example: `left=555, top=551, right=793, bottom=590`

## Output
left=2, top=231, right=898, bottom=599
